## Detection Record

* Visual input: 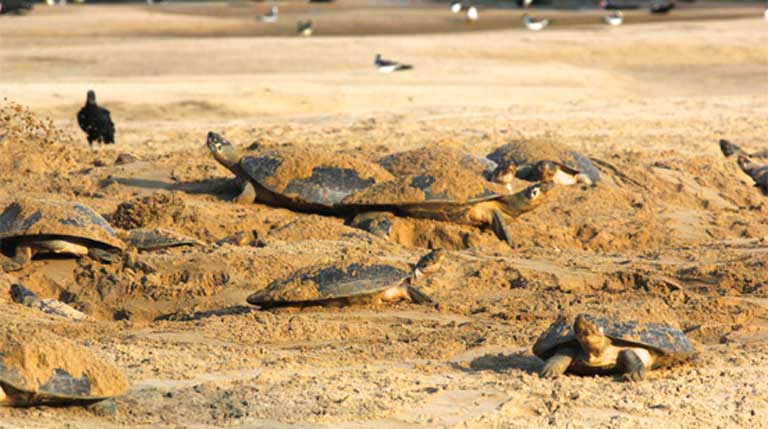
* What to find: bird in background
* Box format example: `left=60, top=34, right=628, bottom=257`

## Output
left=374, top=54, right=413, bottom=73
left=77, top=90, right=115, bottom=149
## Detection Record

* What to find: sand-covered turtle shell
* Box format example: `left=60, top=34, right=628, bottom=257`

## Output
left=240, top=147, right=394, bottom=207
left=378, top=146, right=495, bottom=178
left=247, top=262, right=410, bottom=306
left=344, top=147, right=510, bottom=205
left=0, top=325, right=129, bottom=404
left=487, top=140, right=600, bottom=184
left=0, top=198, right=125, bottom=251
left=533, top=314, right=695, bottom=365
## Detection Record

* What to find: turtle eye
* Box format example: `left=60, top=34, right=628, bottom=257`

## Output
left=529, top=187, right=540, bottom=199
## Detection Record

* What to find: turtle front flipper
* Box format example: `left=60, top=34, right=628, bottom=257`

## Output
left=235, top=181, right=257, bottom=204
left=348, top=211, right=394, bottom=240
left=88, top=248, right=121, bottom=264
left=1, top=245, right=33, bottom=272
left=541, top=347, right=578, bottom=379
left=489, top=209, right=514, bottom=247
left=619, top=349, right=647, bottom=382
left=404, top=284, right=433, bottom=304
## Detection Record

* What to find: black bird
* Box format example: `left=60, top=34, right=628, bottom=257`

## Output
left=650, top=1, right=675, bottom=14
left=77, top=90, right=115, bottom=148
left=0, top=0, right=33, bottom=15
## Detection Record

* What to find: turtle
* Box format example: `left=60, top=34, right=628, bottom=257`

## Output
left=486, top=140, right=599, bottom=186
left=0, top=198, right=125, bottom=272
left=247, top=249, right=445, bottom=308
left=719, top=139, right=768, bottom=159
left=123, top=228, right=201, bottom=251
left=342, top=168, right=552, bottom=246
left=0, top=324, right=129, bottom=413
left=206, top=132, right=393, bottom=213
left=736, top=156, right=768, bottom=194
left=10, top=283, right=91, bottom=321
left=533, top=313, right=696, bottom=381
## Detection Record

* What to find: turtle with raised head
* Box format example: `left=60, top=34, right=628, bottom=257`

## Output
left=0, top=198, right=125, bottom=272
left=343, top=170, right=551, bottom=247
left=0, top=324, right=128, bottom=413
left=247, top=250, right=445, bottom=308
left=736, top=156, right=768, bottom=193
left=206, top=132, right=393, bottom=213
left=533, top=314, right=696, bottom=381
left=487, top=140, right=599, bottom=187
left=719, top=139, right=768, bottom=159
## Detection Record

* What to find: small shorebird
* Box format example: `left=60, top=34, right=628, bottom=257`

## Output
left=451, top=1, right=463, bottom=13
left=261, top=6, right=278, bottom=23
left=466, top=6, right=478, bottom=21
left=297, top=20, right=313, bottom=37
left=603, top=10, right=623, bottom=26
left=374, top=54, right=413, bottom=73
left=523, top=13, right=549, bottom=31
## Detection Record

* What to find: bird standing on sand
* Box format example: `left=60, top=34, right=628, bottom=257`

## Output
left=77, top=90, right=115, bottom=148
left=650, top=1, right=675, bottom=14
left=603, top=10, right=623, bottom=26
left=466, top=6, right=478, bottom=22
left=523, top=13, right=549, bottom=31
left=261, top=6, right=278, bottom=23
left=374, top=54, right=413, bottom=73
left=451, top=1, right=463, bottom=13
left=297, top=20, right=313, bottom=37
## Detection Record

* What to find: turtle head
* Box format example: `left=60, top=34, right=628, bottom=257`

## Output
left=719, top=139, right=742, bottom=158
left=535, top=161, right=559, bottom=181
left=574, top=314, right=610, bottom=356
left=490, top=161, right=517, bottom=186
left=206, top=131, right=241, bottom=170
left=86, top=90, right=96, bottom=105
left=523, top=181, right=552, bottom=204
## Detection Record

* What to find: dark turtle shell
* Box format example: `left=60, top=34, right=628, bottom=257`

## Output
left=247, top=262, right=410, bottom=307
left=240, top=147, right=394, bottom=208
left=0, top=198, right=125, bottom=251
left=487, top=141, right=600, bottom=184
left=0, top=325, right=128, bottom=404
left=533, top=314, right=695, bottom=363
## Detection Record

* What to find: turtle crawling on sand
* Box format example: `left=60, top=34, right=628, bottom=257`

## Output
left=736, top=156, right=768, bottom=194
left=206, top=132, right=393, bottom=212
left=0, top=198, right=125, bottom=272
left=0, top=324, right=128, bottom=413
left=533, top=314, right=696, bottom=381
left=247, top=249, right=445, bottom=308
left=487, top=140, right=599, bottom=186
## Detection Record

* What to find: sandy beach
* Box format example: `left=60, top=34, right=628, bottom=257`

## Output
left=1, top=1, right=767, bottom=428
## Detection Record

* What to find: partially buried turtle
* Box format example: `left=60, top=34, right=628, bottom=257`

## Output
left=533, top=314, right=696, bottom=381
left=0, top=324, right=128, bottom=413
left=342, top=157, right=552, bottom=246
left=10, top=283, right=91, bottom=321
left=487, top=140, right=599, bottom=187
left=0, top=198, right=125, bottom=272
left=206, top=132, right=393, bottom=213
left=247, top=249, right=446, bottom=308
left=736, top=156, right=768, bottom=194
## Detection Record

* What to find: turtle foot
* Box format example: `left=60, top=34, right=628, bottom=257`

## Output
left=87, top=398, right=117, bottom=416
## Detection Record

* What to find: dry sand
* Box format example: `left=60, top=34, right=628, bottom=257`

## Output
left=1, top=1, right=768, bottom=428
